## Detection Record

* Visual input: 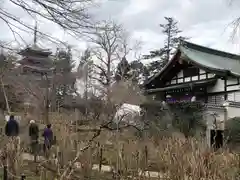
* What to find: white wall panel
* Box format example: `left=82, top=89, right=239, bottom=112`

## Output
left=227, top=78, right=238, bottom=85
left=177, top=70, right=183, bottom=78
left=207, top=79, right=224, bottom=93
left=227, top=85, right=240, bottom=91
left=192, top=76, right=198, bottom=81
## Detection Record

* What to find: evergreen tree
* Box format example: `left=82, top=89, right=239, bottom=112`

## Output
left=78, top=48, right=93, bottom=99
left=78, top=48, right=92, bottom=78
left=115, top=57, right=149, bottom=85
left=54, top=47, right=76, bottom=108
left=130, top=60, right=149, bottom=84
left=115, top=56, right=131, bottom=81
left=144, top=17, right=187, bottom=75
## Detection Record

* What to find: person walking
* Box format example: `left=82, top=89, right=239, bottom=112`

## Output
left=42, top=124, right=53, bottom=157
left=29, top=120, right=39, bottom=157
left=5, top=115, right=19, bottom=137
left=5, top=114, right=20, bottom=150
left=4, top=115, right=20, bottom=180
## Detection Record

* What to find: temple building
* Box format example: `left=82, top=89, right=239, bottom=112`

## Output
left=144, top=40, right=240, bottom=148
left=17, top=23, right=53, bottom=118
left=18, top=23, right=53, bottom=80
left=18, top=45, right=53, bottom=77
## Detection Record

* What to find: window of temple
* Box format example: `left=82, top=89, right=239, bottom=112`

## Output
left=208, top=95, right=224, bottom=105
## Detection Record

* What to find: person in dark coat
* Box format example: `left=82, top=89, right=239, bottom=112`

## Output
left=29, top=120, right=39, bottom=154
left=42, top=124, right=53, bottom=155
left=5, top=115, right=19, bottom=137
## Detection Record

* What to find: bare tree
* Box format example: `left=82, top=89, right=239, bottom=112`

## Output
left=0, top=0, right=95, bottom=48
left=73, top=21, right=145, bottom=133
left=0, top=52, right=20, bottom=112
left=86, top=21, right=142, bottom=97
left=0, top=19, right=148, bottom=180
left=6, top=68, right=49, bottom=120
left=89, top=21, right=123, bottom=88
left=224, top=0, right=240, bottom=41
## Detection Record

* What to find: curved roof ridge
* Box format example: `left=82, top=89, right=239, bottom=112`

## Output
left=181, top=40, right=240, bottom=60
left=180, top=45, right=240, bottom=77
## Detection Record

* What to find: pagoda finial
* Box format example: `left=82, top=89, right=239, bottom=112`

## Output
left=34, top=21, right=37, bottom=45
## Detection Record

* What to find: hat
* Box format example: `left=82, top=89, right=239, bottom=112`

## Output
left=30, top=120, right=35, bottom=124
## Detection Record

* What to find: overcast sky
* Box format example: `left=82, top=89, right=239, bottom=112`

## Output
left=1, top=0, right=240, bottom=57
left=95, top=0, right=240, bottom=55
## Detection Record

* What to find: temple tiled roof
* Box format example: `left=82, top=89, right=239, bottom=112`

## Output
left=145, top=41, right=240, bottom=86
left=180, top=41, right=240, bottom=76
left=18, top=44, right=52, bottom=56
left=18, top=56, right=53, bottom=66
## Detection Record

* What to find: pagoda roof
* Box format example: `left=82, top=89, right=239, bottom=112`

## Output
left=18, top=44, right=52, bottom=56
left=18, top=56, right=53, bottom=66
left=21, top=64, right=54, bottom=73
left=144, top=40, right=240, bottom=86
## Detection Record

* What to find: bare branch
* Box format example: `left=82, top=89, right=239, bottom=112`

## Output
left=0, top=0, right=98, bottom=50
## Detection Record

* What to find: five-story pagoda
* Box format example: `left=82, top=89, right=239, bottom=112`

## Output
left=18, top=23, right=53, bottom=123
left=18, top=23, right=53, bottom=79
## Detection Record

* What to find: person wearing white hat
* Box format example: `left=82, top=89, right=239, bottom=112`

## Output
left=29, top=120, right=39, bottom=156
left=30, top=120, right=35, bottom=124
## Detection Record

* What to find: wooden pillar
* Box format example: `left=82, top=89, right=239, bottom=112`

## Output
left=144, top=145, right=148, bottom=166
left=224, top=77, right=227, bottom=100
left=97, top=142, right=102, bottom=172
left=206, top=128, right=211, bottom=148
left=3, top=165, right=7, bottom=180
left=21, top=174, right=26, bottom=180
left=204, top=87, right=208, bottom=103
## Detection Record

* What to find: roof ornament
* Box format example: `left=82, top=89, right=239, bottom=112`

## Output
left=179, top=38, right=183, bottom=45
left=179, top=38, right=186, bottom=46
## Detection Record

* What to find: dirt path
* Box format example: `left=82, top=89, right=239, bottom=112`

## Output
left=21, top=152, right=165, bottom=178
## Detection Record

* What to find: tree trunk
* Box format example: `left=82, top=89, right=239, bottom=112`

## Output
left=42, top=74, right=50, bottom=124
